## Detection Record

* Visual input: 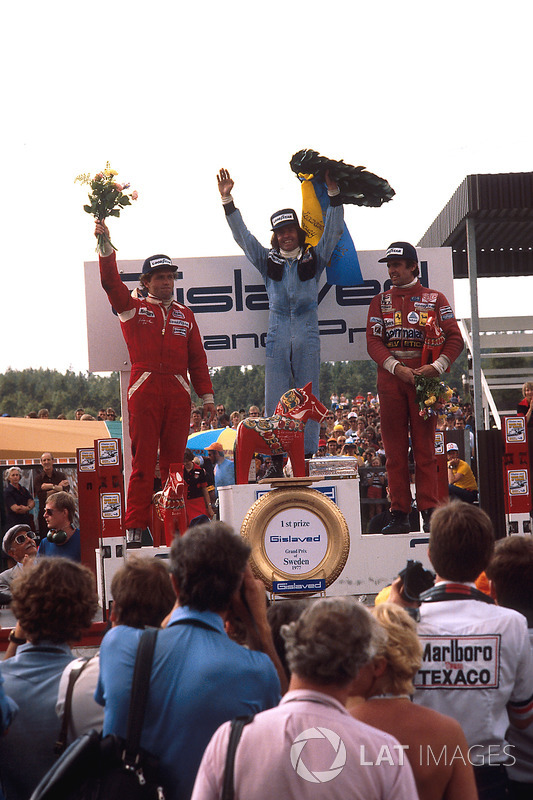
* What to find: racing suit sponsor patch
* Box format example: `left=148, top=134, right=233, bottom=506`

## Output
left=381, top=294, right=392, bottom=313
left=414, top=635, right=501, bottom=689
left=440, top=305, right=455, bottom=320
left=394, top=311, right=402, bottom=326
left=407, top=311, right=419, bottom=324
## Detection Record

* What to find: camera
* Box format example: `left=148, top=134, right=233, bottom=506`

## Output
left=398, top=559, right=435, bottom=602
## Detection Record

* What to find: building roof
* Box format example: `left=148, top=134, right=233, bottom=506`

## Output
left=418, top=172, right=533, bottom=278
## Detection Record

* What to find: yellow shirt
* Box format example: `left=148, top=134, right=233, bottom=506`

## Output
left=449, top=459, right=478, bottom=491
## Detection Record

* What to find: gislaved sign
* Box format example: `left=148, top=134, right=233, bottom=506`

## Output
left=273, top=579, right=326, bottom=593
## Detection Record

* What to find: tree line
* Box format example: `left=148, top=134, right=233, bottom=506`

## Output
left=0, top=369, right=121, bottom=419
left=190, top=352, right=469, bottom=411
left=0, top=352, right=470, bottom=420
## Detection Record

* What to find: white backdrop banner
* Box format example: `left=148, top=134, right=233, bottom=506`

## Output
left=85, top=247, right=454, bottom=372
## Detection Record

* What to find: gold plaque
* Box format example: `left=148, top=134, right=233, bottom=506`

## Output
left=241, top=485, right=350, bottom=591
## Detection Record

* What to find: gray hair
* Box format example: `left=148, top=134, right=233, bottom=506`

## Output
left=281, top=597, right=386, bottom=686
left=5, top=467, right=22, bottom=482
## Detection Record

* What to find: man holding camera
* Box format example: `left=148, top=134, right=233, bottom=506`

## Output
left=392, top=503, right=533, bottom=800
left=447, top=442, right=478, bottom=503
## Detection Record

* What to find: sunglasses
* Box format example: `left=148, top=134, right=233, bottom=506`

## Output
left=43, top=508, right=57, bottom=516
left=13, top=531, right=37, bottom=545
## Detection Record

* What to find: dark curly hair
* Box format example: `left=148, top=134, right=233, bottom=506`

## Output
left=11, top=557, right=98, bottom=643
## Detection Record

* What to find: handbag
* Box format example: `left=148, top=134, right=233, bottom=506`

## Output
left=30, top=627, right=165, bottom=800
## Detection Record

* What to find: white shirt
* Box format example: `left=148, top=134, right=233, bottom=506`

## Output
left=56, top=655, right=103, bottom=742
left=414, top=588, right=533, bottom=765
left=506, top=629, right=533, bottom=783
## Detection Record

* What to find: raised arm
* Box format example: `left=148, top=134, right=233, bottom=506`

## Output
left=216, top=168, right=234, bottom=199
left=228, top=564, right=288, bottom=693
left=314, top=170, right=344, bottom=267
left=217, top=167, right=269, bottom=275
left=94, top=219, right=134, bottom=314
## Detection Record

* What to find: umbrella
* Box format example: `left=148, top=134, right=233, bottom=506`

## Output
left=187, top=427, right=237, bottom=458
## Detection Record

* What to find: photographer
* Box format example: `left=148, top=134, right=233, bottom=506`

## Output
left=389, top=503, right=533, bottom=800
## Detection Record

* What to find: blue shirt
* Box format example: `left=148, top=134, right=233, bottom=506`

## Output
left=214, top=457, right=235, bottom=491
left=95, top=606, right=280, bottom=800
left=0, top=666, right=17, bottom=734
left=0, top=642, right=73, bottom=800
left=37, top=528, right=81, bottom=561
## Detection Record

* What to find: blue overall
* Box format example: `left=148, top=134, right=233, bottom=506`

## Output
left=226, top=203, right=343, bottom=454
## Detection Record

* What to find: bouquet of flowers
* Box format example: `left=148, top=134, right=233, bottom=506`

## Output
left=75, top=162, right=138, bottom=252
left=415, top=375, right=453, bottom=420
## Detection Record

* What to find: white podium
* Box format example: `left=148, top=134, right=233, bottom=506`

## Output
left=219, top=479, right=431, bottom=597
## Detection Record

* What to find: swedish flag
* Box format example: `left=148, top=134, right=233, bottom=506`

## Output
left=299, top=175, right=362, bottom=287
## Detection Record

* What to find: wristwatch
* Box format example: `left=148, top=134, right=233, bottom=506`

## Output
left=8, top=629, right=26, bottom=645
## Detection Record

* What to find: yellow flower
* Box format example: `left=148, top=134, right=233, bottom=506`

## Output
left=104, top=168, right=118, bottom=177
left=445, top=387, right=453, bottom=400
left=424, top=395, right=436, bottom=406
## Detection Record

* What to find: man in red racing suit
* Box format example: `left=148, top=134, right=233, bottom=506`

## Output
left=367, top=242, right=463, bottom=534
left=95, top=220, right=214, bottom=542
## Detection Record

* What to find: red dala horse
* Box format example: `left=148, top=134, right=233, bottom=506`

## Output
left=235, top=382, right=328, bottom=484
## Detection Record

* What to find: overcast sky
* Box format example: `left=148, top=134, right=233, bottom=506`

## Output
left=2, top=0, right=532, bottom=374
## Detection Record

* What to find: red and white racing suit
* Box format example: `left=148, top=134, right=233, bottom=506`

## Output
left=99, top=252, right=213, bottom=529
left=367, top=280, right=463, bottom=514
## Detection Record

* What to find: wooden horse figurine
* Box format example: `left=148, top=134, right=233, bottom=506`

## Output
left=154, top=462, right=188, bottom=544
left=235, top=382, right=328, bottom=484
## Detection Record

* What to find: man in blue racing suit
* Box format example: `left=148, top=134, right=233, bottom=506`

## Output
left=217, top=167, right=343, bottom=474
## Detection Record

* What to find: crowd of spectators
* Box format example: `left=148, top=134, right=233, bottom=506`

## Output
left=2, top=386, right=476, bottom=541
left=1, top=502, right=531, bottom=799
left=1, top=377, right=531, bottom=800
left=188, top=388, right=476, bottom=528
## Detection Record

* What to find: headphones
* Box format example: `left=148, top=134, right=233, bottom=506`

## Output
left=47, top=529, right=68, bottom=545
